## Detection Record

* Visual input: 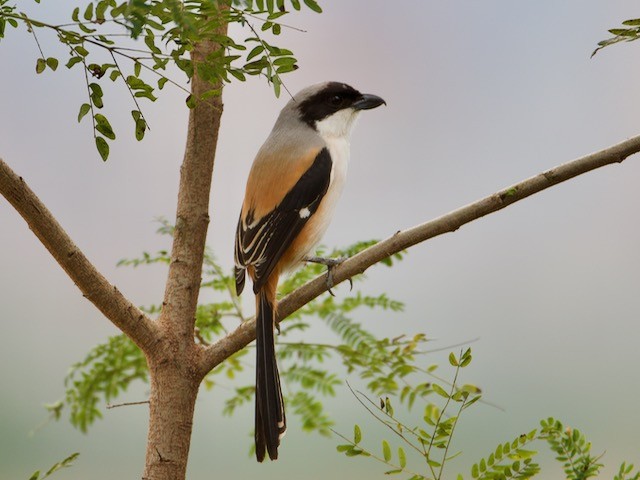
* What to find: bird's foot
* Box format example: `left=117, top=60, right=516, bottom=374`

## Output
left=305, top=256, right=352, bottom=295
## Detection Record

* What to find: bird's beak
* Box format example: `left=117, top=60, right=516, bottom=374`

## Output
left=352, top=93, right=386, bottom=110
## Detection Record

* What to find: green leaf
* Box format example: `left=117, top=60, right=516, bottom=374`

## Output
left=94, top=114, right=115, bottom=140
left=135, top=118, right=146, bottom=141
left=382, top=440, right=391, bottom=462
left=398, top=446, right=406, bottom=468
left=134, top=61, right=141, bottom=77
left=36, top=58, right=46, bottom=74
left=46, top=57, right=59, bottom=71
left=89, top=83, right=104, bottom=108
left=29, top=471, right=40, bottom=480
left=513, top=448, right=537, bottom=460
left=229, top=69, right=246, bottom=81
left=83, top=2, right=94, bottom=21
left=66, top=56, right=83, bottom=69
left=449, top=352, right=458, bottom=366
left=89, top=83, right=103, bottom=97
left=43, top=452, right=80, bottom=477
left=247, top=45, right=265, bottom=61
left=354, top=424, right=362, bottom=444
left=432, top=383, right=450, bottom=398
left=78, top=103, right=91, bottom=123
left=75, top=45, right=89, bottom=57
left=157, top=77, right=168, bottom=89
left=303, top=0, right=322, bottom=13
left=96, top=1, right=108, bottom=21
left=110, top=70, right=121, bottom=81
left=95, top=136, right=109, bottom=161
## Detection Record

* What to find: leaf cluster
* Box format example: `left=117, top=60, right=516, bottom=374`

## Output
left=334, top=349, right=480, bottom=480
left=468, top=431, right=540, bottom=480
left=538, top=418, right=603, bottom=480
left=28, top=453, right=80, bottom=480
left=48, top=334, right=148, bottom=433
left=49, top=222, right=411, bottom=448
left=0, top=0, right=323, bottom=159
left=593, top=18, right=640, bottom=56
left=336, top=366, right=639, bottom=480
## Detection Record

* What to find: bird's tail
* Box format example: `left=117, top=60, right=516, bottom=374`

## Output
left=255, top=281, right=286, bottom=462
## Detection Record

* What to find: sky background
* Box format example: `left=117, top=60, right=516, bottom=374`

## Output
left=1, top=1, right=640, bottom=479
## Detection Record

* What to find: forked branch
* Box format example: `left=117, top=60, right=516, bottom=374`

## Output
left=198, top=133, right=640, bottom=375
left=0, top=158, right=160, bottom=352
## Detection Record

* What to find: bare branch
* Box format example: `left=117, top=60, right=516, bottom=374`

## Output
left=106, top=400, right=150, bottom=409
left=0, top=158, right=160, bottom=352
left=198, top=133, right=640, bottom=374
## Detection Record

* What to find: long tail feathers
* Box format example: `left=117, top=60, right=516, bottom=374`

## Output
left=255, top=289, right=286, bottom=462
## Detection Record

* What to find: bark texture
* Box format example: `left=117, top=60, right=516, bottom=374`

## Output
left=142, top=24, right=228, bottom=480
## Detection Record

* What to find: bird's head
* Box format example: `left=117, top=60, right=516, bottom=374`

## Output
left=290, top=82, right=386, bottom=139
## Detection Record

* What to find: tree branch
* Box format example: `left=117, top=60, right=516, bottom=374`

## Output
left=198, top=133, right=640, bottom=374
left=0, top=158, right=160, bottom=352
left=159, top=39, right=225, bottom=343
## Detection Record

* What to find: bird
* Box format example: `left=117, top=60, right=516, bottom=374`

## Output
left=234, top=81, right=385, bottom=462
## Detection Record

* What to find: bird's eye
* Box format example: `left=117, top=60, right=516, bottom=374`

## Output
left=328, top=94, right=343, bottom=106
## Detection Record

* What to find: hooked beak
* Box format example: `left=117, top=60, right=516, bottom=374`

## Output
left=352, top=93, right=386, bottom=111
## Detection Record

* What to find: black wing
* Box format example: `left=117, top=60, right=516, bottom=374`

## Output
left=235, top=147, right=332, bottom=294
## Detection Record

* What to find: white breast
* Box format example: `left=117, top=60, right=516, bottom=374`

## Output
left=284, top=108, right=361, bottom=267
left=321, top=136, right=350, bottom=226
left=291, top=136, right=349, bottom=264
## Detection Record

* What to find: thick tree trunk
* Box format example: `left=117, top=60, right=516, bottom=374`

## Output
left=141, top=11, right=228, bottom=480
left=142, top=354, right=202, bottom=480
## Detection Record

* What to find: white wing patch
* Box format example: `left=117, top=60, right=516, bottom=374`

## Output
left=299, top=207, right=311, bottom=218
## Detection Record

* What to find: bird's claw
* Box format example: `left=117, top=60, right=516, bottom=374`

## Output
left=305, top=256, right=349, bottom=294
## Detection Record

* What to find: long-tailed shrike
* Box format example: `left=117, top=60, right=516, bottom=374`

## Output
left=234, top=81, right=385, bottom=462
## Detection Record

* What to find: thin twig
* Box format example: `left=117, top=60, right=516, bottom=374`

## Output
left=9, top=12, right=191, bottom=94
left=244, top=20, right=294, bottom=99
left=329, top=427, right=427, bottom=479
left=25, top=16, right=46, bottom=59
left=109, top=50, right=150, bottom=131
left=346, top=382, right=426, bottom=458
left=106, top=400, right=150, bottom=409
left=80, top=55, right=97, bottom=140
left=230, top=6, right=308, bottom=33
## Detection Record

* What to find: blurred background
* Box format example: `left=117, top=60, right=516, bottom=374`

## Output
left=1, top=1, right=639, bottom=478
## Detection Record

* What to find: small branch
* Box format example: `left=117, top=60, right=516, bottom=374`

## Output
left=25, top=16, right=46, bottom=60
left=347, top=383, right=426, bottom=458
left=10, top=12, right=191, bottom=95
left=330, top=427, right=425, bottom=479
left=244, top=20, right=294, bottom=98
left=0, top=158, right=161, bottom=353
left=198, top=133, right=640, bottom=375
left=194, top=328, right=209, bottom=346
left=80, top=54, right=98, bottom=140
left=109, top=50, right=150, bottom=130
left=106, top=400, right=150, bottom=409
left=230, top=6, right=308, bottom=33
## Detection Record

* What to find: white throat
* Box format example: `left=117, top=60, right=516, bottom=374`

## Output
left=314, top=108, right=361, bottom=141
